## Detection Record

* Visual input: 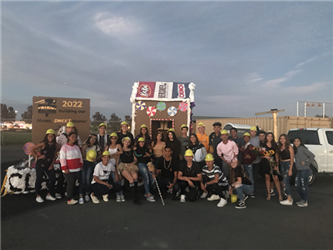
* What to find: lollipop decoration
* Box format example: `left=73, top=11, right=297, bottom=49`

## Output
left=156, top=102, right=166, bottom=111
left=178, top=102, right=188, bottom=112
left=146, top=106, right=157, bottom=117
left=23, top=142, right=35, bottom=168
left=136, top=101, right=146, bottom=111
left=167, top=106, right=177, bottom=117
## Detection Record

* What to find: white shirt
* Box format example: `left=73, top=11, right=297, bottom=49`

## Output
left=91, top=161, right=115, bottom=184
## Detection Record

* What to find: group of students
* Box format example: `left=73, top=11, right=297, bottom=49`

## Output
left=30, top=120, right=314, bottom=209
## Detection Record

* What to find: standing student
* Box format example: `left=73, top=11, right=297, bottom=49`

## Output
left=239, top=132, right=256, bottom=187
left=117, top=121, right=134, bottom=146
left=165, top=129, right=181, bottom=168
left=229, top=127, right=245, bottom=162
left=209, top=122, right=223, bottom=168
left=90, top=151, right=122, bottom=204
left=277, top=134, right=294, bottom=206
left=187, top=133, right=207, bottom=168
left=259, top=131, right=266, bottom=146
left=151, top=132, right=166, bottom=170
left=59, top=132, right=83, bottom=205
left=97, top=123, right=108, bottom=152
left=177, top=149, right=202, bottom=202
left=57, top=122, right=83, bottom=148
left=30, top=129, right=57, bottom=203
left=249, top=126, right=261, bottom=197
left=200, top=154, right=228, bottom=207
left=196, top=122, right=209, bottom=153
left=216, top=130, right=239, bottom=178
left=177, top=124, right=190, bottom=165
left=293, top=137, right=315, bottom=207
left=134, top=124, right=152, bottom=148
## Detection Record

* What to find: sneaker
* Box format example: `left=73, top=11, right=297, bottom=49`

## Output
left=297, top=201, right=308, bottom=207
left=79, top=198, right=84, bottom=204
left=102, top=194, right=109, bottom=202
left=280, top=199, right=293, bottom=206
left=207, top=194, right=220, bottom=201
left=200, top=192, right=208, bottom=199
left=36, top=196, right=44, bottom=203
left=55, top=193, right=62, bottom=199
left=167, top=188, right=173, bottom=194
left=120, top=195, right=126, bottom=202
left=46, top=195, right=56, bottom=201
left=180, top=194, right=186, bottom=202
left=250, top=193, right=256, bottom=198
left=217, top=198, right=227, bottom=207
left=90, top=194, right=100, bottom=204
left=235, top=201, right=246, bottom=209
left=270, top=189, right=276, bottom=196
left=67, top=199, right=78, bottom=205
left=296, top=200, right=305, bottom=206
left=85, top=194, right=90, bottom=202
left=146, top=195, right=156, bottom=202
left=116, top=195, right=121, bottom=202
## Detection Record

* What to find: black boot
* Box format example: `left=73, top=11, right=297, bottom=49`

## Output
left=130, top=182, right=140, bottom=205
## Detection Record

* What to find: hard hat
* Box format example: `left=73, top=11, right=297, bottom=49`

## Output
left=86, top=150, right=97, bottom=162
left=184, top=149, right=194, bottom=157
left=46, top=129, right=55, bottom=135
left=122, top=137, right=131, bottom=143
left=99, top=123, right=107, bottom=128
left=250, top=126, right=257, bottom=131
left=102, top=151, right=111, bottom=157
left=109, top=132, right=118, bottom=138
left=198, top=122, right=205, bottom=127
left=231, top=194, right=237, bottom=203
left=221, top=130, right=229, bottom=135
left=140, top=124, right=148, bottom=129
left=243, top=132, right=251, bottom=137
left=205, top=153, right=214, bottom=161
left=138, top=137, right=145, bottom=142
left=121, top=121, right=129, bottom=126
left=180, top=124, right=188, bottom=130
left=168, top=128, right=175, bottom=133
left=66, top=122, right=74, bottom=127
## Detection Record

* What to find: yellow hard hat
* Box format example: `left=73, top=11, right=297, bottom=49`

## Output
left=198, top=122, right=205, bottom=127
left=140, top=124, right=148, bottom=129
left=205, top=153, right=214, bottom=161
left=138, top=137, right=145, bottom=142
left=66, top=122, right=74, bottom=127
left=243, top=132, right=251, bottom=137
left=184, top=149, right=194, bottom=157
left=86, top=150, right=97, bottom=162
left=231, top=194, right=238, bottom=203
left=46, top=129, right=55, bottom=135
left=109, top=132, right=118, bottom=138
left=221, top=130, right=229, bottom=135
left=250, top=126, right=257, bottom=131
left=168, top=128, right=175, bottom=133
left=180, top=124, right=188, bottom=130
left=102, top=151, right=111, bottom=157
left=122, top=137, right=131, bottom=143
left=99, top=123, right=107, bottom=128
left=121, top=121, right=129, bottom=126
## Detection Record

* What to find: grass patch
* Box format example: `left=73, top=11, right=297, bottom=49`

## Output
left=0, top=131, right=32, bottom=145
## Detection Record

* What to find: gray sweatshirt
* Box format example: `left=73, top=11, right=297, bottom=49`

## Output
left=294, top=146, right=315, bottom=170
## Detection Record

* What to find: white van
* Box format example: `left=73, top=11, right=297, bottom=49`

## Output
left=223, top=123, right=252, bottom=136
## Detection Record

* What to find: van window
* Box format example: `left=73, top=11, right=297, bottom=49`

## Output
left=326, top=131, right=333, bottom=146
left=224, top=125, right=232, bottom=130
left=287, top=130, right=320, bottom=145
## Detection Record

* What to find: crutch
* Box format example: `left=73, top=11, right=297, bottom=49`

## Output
left=147, top=162, right=165, bottom=206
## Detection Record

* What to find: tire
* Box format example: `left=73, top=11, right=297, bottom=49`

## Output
left=308, top=164, right=316, bottom=185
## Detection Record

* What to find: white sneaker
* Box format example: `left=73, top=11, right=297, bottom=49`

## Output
left=146, top=195, right=156, bottom=202
left=79, top=198, right=84, bottom=204
left=90, top=194, right=100, bottom=204
left=67, top=199, right=78, bottom=205
left=207, top=194, right=220, bottom=201
left=102, top=194, right=109, bottom=202
left=55, top=193, right=62, bottom=199
left=280, top=199, right=293, bottom=206
left=85, top=194, right=90, bottom=202
left=217, top=198, right=227, bottom=207
left=167, top=188, right=173, bottom=193
left=224, top=191, right=230, bottom=199
left=200, top=192, right=208, bottom=198
left=120, top=195, right=126, bottom=202
left=46, top=195, right=56, bottom=201
left=36, top=196, right=44, bottom=203
left=297, top=201, right=308, bottom=207
left=180, top=194, right=186, bottom=202
left=116, top=195, right=121, bottom=202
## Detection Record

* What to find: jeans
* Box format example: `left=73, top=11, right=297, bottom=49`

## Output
left=138, top=163, right=154, bottom=195
left=80, top=161, right=95, bottom=195
left=35, top=161, right=56, bottom=197
left=281, top=161, right=292, bottom=197
left=111, top=171, right=123, bottom=196
left=234, top=184, right=254, bottom=202
left=295, top=169, right=310, bottom=201
left=243, top=164, right=254, bottom=185
left=64, top=171, right=81, bottom=201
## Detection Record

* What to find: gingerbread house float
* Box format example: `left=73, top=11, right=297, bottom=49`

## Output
left=130, top=82, right=195, bottom=139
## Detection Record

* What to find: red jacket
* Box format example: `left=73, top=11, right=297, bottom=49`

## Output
left=242, top=143, right=256, bottom=165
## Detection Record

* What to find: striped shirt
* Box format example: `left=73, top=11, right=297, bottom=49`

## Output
left=60, top=143, right=83, bottom=172
left=201, top=165, right=228, bottom=186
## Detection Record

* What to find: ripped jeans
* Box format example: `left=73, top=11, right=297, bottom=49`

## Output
left=295, top=169, right=310, bottom=202
left=138, top=163, right=154, bottom=195
left=281, top=161, right=292, bottom=197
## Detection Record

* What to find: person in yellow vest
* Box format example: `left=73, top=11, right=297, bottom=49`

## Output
left=196, top=122, right=209, bottom=153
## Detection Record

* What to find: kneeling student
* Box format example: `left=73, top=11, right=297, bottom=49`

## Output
left=200, top=154, right=228, bottom=207
left=90, top=151, right=122, bottom=204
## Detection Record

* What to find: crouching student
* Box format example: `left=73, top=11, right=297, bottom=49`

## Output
left=200, top=154, right=228, bottom=207
left=229, top=159, right=253, bottom=209
left=156, top=146, right=180, bottom=199
left=178, top=149, right=202, bottom=202
left=90, top=151, right=122, bottom=204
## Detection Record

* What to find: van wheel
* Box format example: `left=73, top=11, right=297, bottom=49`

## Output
left=308, top=165, right=316, bottom=185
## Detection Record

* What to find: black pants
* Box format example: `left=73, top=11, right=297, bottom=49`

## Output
left=157, top=177, right=180, bottom=196
left=202, top=175, right=227, bottom=199
left=179, top=180, right=200, bottom=202
left=64, top=171, right=81, bottom=201
left=35, top=162, right=56, bottom=196
left=253, top=163, right=261, bottom=190
left=91, top=181, right=122, bottom=198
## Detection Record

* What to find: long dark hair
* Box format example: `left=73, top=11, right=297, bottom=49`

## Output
left=152, top=132, right=164, bottom=147
left=85, top=134, right=98, bottom=147
left=278, top=134, right=291, bottom=154
left=41, top=133, right=56, bottom=145
left=264, top=132, right=277, bottom=150
left=189, top=133, right=199, bottom=145
left=138, top=127, right=151, bottom=140
left=166, top=131, right=179, bottom=143
left=293, top=137, right=307, bottom=154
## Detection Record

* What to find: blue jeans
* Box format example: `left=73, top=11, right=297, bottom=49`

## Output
left=111, top=171, right=123, bottom=196
left=281, top=161, right=292, bottom=197
left=234, top=184, right=254, bottom=202
left=80, top=161, right=95, bottom=195
left=243, top=164, right=254, bottom=185
left=295, top=169, right=310, bottom=201
left=138, top=163, right=154, bottom=195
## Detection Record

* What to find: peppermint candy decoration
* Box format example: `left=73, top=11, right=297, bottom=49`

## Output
left=23, top=142, right=35, bottom=155
left=156, top=102, right=166, bottom=111
left=167, top=106, right=177, bottom=116
left=136, top=101, right=146, bottom=111
left=147, top=106, right=157, bottom=116
left=178, top=102, right=188, bottom=112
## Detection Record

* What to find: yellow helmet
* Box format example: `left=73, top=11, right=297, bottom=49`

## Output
left=109, top=132, right=118, bottom=138
left=46, top=129, right=55, bottom=135
left=138, top=137, right=145, bottom=142
left=180, top=124, right=188, bottom=130
left=140, top=124, right=148, bottom=129
left=122, top=137, right=131, bottom=143
left=221, top=129, right=229, bottom=135
left=198, top=122, right=205, bottom=127
left=102, top=151, right=111, bottom=157
left=86, top=150, right=97, bottom=162
left=184, top=149, right=194, bottom=157
left=99, top=123, right=107, bottom=128
left=121, top=121, right=129, bottom=126
left=168, top=128, right=175, bottom=133
left=66, top=122, right=74, bottom=127
left=231, top=194, right=238, bottom=203
left=243, top=132, right=251, bottom=137
left=250, top=126, right=257, bottom=131
left=205, top=153, right=214, bottom=161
